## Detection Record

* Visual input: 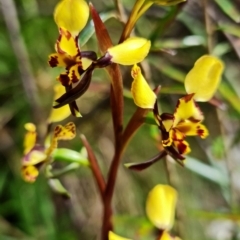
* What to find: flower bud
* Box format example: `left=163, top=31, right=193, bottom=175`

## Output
left=184, top=55, right=224, bottom=102
left=107, top=37, right=151, bottom=65
left=131, top=64, right=156, bottom=108
left=54, top=0, right=89, bottom=36
left=146, top=184, right=177, bottom=230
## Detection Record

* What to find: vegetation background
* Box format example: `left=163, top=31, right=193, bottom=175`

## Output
left=0, top=0, right=240, bottom=239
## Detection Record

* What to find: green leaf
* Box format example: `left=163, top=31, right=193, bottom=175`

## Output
left=48, top=179, right=71, bottom=198
left=178, top=12, right=206, bottom=36
left=191, top=210, right=240, bottom=221
left=52, top=148, right=89, bottom=166
left=149, top=56, right=185, bottom=83
left=212, top=43, right=231, bottom=57
left=211, top=136, right=225, bottom=159
left=79, top=11, right=117, bottom=47
left=153, top=35, right=205, bottom=49
left=217, top=23, right=240, bottom=38
left=219, top=80, right=240, bottom=113
left=214, top=0, right=240, bottom=23
left=48, top=163, right=81, bottom=178
left=185, top=156, right=229, bottom=187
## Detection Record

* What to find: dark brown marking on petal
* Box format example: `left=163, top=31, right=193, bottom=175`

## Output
left=54, top=125, right=62, bottom=136
left=197, top=126, right=205, bottom=137
left=176, top=140, right=187, bottom=155
left=58, top=73, right=70, bottom=86
left=60, top=28, right=72, bottom=40
left=183, top=93, right=195, bottom=103
left=74, top=37, right=81, bottom=56
left=70, top=70, right=79, bottom=83
left=66, top=122, right=76, bottom=134
left=49, top=56, right=59, bottom=67
left=64, top=58, right=78, bottom=68
left=188, top=117, right=201, bottom=123
left=161, top=113, right=174, bottom=121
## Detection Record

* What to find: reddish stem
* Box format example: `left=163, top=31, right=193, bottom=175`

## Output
left=80, top=134, right=106, bottom=201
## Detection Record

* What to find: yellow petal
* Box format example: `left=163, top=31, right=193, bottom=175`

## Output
left=82, top=57, right=92, bottom=70
left=131, top=64, right=156, bottom=108
left=107, top=37, right=151, bottom=65
left=21, top=165, right=39, bottom=183
left=48, top=85, right=71, bottom=123
left=146, top=184, right=177, bottom=230
left=173, top=139, right=191, bottom=155
left=24, top=123, right=37, bottom=154
left=176, top=121, right=209, bottom=139
left=48, top=53, right=67, bottom=68
left=151, top=0, right=186, bottom=6
left=160, top=231, right=173, bottom=240
left=160, top=231, right=182, bottom=240
left=54, top=0, right=89, bottom=36
left=57, top=28, right=79, bottom=56
left=46, top=122, right=76, bottom=157
left=68, top=63, right=82, bottom=83
left=54, top=122, right=76, bottom=140
left=184, top=55, right=224, bottom=102
left=173, top=94, right=203, bottom=127
left=23, top=150, right=47, bottom=166
left=108, top=231, right=132, bottom=240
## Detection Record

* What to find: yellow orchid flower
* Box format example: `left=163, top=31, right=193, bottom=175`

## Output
left=49, top=28, right=83, bottom=87
left=108, top=231, right=132, bottom=240
left=21, top=122, right=76, bottom=183
left=184, top=55, right=224, bottom=102
left=54, top=0, right=89, bottom=37
left=131, top=64, right=157, bottom=109
left=146, top=184, right=177, bottom=231
left=153, top=94, right=208, bottom=160
left=107, top=37, right=151, bottom=65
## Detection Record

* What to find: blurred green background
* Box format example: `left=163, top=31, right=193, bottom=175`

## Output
left=1, top=0, right=240, bottom=239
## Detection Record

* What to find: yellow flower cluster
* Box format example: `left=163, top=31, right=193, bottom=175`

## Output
left=131, top=55, right=224, bottom=161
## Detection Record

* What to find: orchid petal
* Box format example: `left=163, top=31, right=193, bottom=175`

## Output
left=24, top=123, right=37, bottom=154
left=161, top=231, right=182, bottom=240
left=173, top=139, right=191, bottom=155
left=48, top=53, right=67, bottom=68
left=146, top=184, right=177, bottom=231
left=46, top=122, right=76, bottom=157
left=22, top=149, right=47, bottom=166
left=108, top=231, right=132, bottom=240
left=54, top=0, right=89, bottom=36
left=21, top=165, right=39, bottom=183
left=185, top=55, right=224, bottom=102
left=107, top=37, right=151, bottom=65
left=131, top=64, right=156, bottom=109
left=48, top=85, right=71, bottom=123
left=173, top=94, right=203, bottom=127
left=176, top=121, right=209, bottom=139
left=57, top=28, right=80, bottom=56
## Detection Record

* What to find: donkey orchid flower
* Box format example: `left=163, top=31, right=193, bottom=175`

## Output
left=22, top=122, right=76, bottom=182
